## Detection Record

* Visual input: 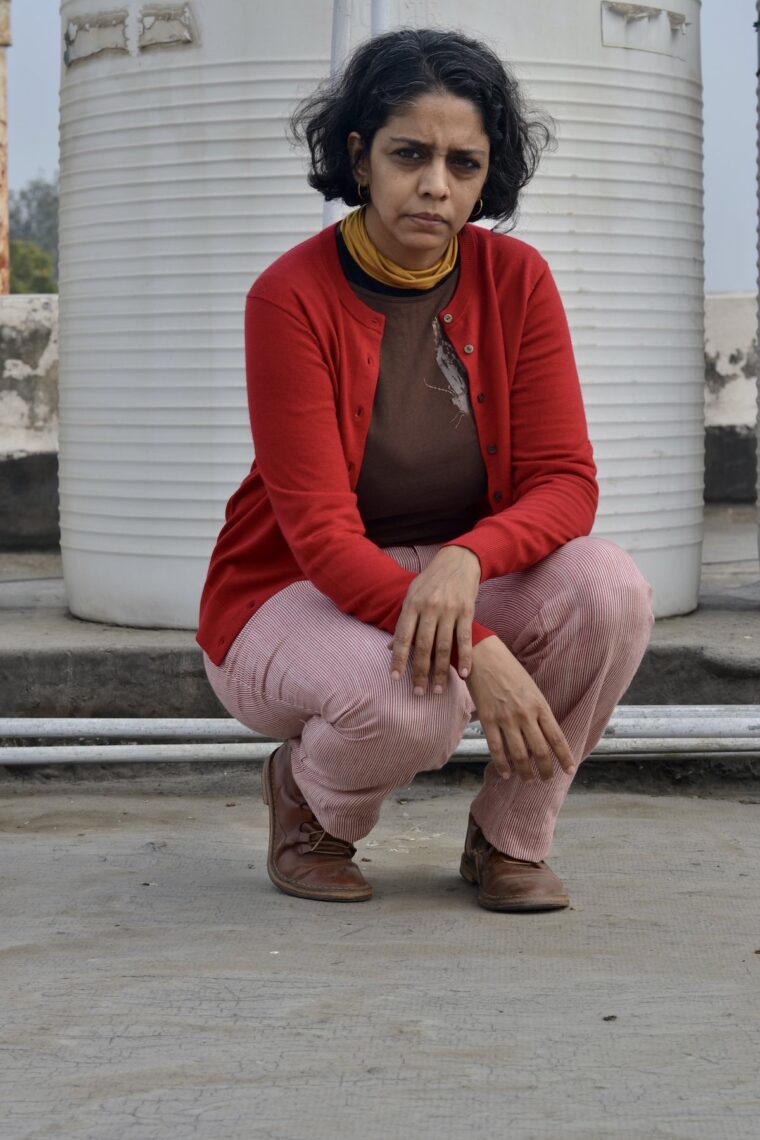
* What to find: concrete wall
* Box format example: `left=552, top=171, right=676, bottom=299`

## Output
left=0, top=291, right=756, bottom=552
left=704, top=293, right=757, bottom=502
left=0, top=296, right=59, bottom=549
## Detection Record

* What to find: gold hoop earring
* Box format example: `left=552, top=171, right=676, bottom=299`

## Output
left=357, top=182, right=370, bottom=203
left=470, top=197, right=484, bottom=220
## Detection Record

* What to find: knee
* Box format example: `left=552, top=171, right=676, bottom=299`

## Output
left=326, top=650, right=470, bottom=784
left=398, top=686, right=470, bottom=771
left=561, top=537, right=654, bottom=643
left=359, top=681, right=470, bottom=782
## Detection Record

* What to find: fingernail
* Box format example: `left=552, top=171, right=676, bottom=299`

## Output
left=391, top=670, right=400, bottom=681
left=460, top=667, right=469, bottom=678
left=413, top=686, right=424, bottom=697
left=433, top=684, right=443, bottom=695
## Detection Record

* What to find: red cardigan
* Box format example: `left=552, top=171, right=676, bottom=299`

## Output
left=197, top=221, right=598, bottom=667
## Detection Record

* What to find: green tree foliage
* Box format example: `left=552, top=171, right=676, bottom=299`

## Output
left=9, top=172, right=59, bottom=279
left=9, top=239, right=58, bottom=294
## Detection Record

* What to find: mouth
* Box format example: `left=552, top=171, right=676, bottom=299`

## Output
left=408, top=213, right=447, bottom=225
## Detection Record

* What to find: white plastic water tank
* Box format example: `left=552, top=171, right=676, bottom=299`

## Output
left=493, top=0, right=705, bottom=617
left=58, top=0, right=339, bottom=626
left=59, top=0, right=703, bottom=626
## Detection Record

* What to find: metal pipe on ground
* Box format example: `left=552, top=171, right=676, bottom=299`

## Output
left=1, top=739, right=760, bottom=766
left=2, top=708, right=760, bottom=741
left=1, top=708, right=759, bottom=765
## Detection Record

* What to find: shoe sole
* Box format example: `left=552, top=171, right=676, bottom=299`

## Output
left=261, top=749, right=373, bottom=903
left=459, top=854, right=569, bottom=912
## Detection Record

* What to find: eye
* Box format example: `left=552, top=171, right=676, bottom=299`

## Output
left=452, top=157, right=480, bottom=170
left=394, top=148, right=421, bottom=160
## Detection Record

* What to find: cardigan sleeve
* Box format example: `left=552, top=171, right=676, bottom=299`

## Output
left=441, top=260, right=598, bottom=581
left=244, top=292, right=496, bottom=664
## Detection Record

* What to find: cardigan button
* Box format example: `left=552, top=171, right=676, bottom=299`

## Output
left=487, top=443, right=497, bottom=454
left=477, top=393, right=485, bottom=403
left=464, top=343, right=474, bottom=354
left=494, top=491, right=503, bottom=502
left=442, top=313, right=453, bottom=323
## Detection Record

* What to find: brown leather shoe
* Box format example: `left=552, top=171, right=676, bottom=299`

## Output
left=459, top=812, right=569, bottom=912
left=261, top=742, right=373, bottom=902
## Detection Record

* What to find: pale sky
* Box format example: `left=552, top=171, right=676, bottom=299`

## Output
left=7, top=0, right=757, bottom=292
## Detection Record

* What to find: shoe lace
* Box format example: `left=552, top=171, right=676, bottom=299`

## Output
left=298, top=805, right=356, bottom=858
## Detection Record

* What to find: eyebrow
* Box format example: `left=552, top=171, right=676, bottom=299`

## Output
left=388, top=135, right=487, bottom=157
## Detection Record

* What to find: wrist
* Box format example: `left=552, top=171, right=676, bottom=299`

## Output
left=472, top=634, right=500, bottom=657
left=441, top=544, right=481, bottom=583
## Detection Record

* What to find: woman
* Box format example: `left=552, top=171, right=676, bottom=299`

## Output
left=197, top=27, right=653, bottom=911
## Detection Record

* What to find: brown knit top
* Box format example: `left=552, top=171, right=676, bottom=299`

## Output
left=336, top=228, right=488, bottom=546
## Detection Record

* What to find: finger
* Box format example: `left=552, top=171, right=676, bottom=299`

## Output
left=431, top=619, right=456, bottom=693
left=411, top=615, right=438, bottom=693
left=482, top=720, right=512, bottom=780
left=501, top=722, right=535, bottom=782
left=455, top=615, right=473, bottom=679
left=390, top=607, right=418, bottom=680
left=538, top=711, right=576, bottom=774
left=522, top=721, right=555, bottom=782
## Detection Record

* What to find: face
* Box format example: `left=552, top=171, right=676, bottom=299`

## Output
left=346, top=90, right=490, bottom=270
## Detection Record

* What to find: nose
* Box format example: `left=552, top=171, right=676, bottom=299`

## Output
left=418, top=156, right=450, bottom=200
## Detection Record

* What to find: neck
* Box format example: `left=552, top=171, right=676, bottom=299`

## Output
left=339, top=207, right=458, bottom=291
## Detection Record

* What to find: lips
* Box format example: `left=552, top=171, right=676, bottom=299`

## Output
left=409, top=213, right=446, bottom=223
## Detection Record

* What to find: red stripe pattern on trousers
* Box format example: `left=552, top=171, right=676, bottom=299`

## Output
left=203, top=536, right=653, bottom=861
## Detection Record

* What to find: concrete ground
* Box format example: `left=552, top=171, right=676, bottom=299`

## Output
left=2, top=773, right=759, bottom=1140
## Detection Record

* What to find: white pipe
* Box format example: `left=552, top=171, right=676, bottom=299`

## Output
left=1, top=738, right=759, bottom=767
left=2, top=709, right=760, bottom=740
left=330, top=0, right=352, bottom=75
left=1, top=708, right=759, bottom=765
left=0, top=743, right=277, bottom=765
left=454, top=738, right=760, bottom=755
left=371, top=0, right=392, bottom=37
left=605, top=706, right=760, bottom=718
left=0, top=719, right=270, bottom=741
left=323, top=0, right=353, bottom=230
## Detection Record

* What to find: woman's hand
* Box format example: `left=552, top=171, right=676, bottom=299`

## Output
left=466, top=636, right=576, bottom=782
left=388, top=546, right=481, bottom=693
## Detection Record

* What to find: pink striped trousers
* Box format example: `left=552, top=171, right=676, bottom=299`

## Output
left=203, top=537, right=653, bottom=861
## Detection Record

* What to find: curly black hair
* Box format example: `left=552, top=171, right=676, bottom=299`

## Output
left=288, top=26, right=555, bottom=229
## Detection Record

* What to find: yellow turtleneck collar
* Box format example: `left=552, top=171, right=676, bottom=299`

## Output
left=339, top=205, right=458, bottom=290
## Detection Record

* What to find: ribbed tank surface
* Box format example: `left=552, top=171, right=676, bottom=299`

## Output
left=59, top=0, right=339, bottom=625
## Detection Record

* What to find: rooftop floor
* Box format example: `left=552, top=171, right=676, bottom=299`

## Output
left=2, top=775, right=759, bottom=1139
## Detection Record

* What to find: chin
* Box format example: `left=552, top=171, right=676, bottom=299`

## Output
left=402, top=228, right=442, bottom=241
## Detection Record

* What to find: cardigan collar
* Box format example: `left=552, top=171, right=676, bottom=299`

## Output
left=318, top=220, right=477, bottom=330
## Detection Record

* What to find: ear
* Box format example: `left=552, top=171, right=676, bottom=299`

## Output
left=346, top=131, right=367, bottom=179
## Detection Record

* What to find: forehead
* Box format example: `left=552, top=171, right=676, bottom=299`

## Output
left=379, top=91, right=487, bottom=145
